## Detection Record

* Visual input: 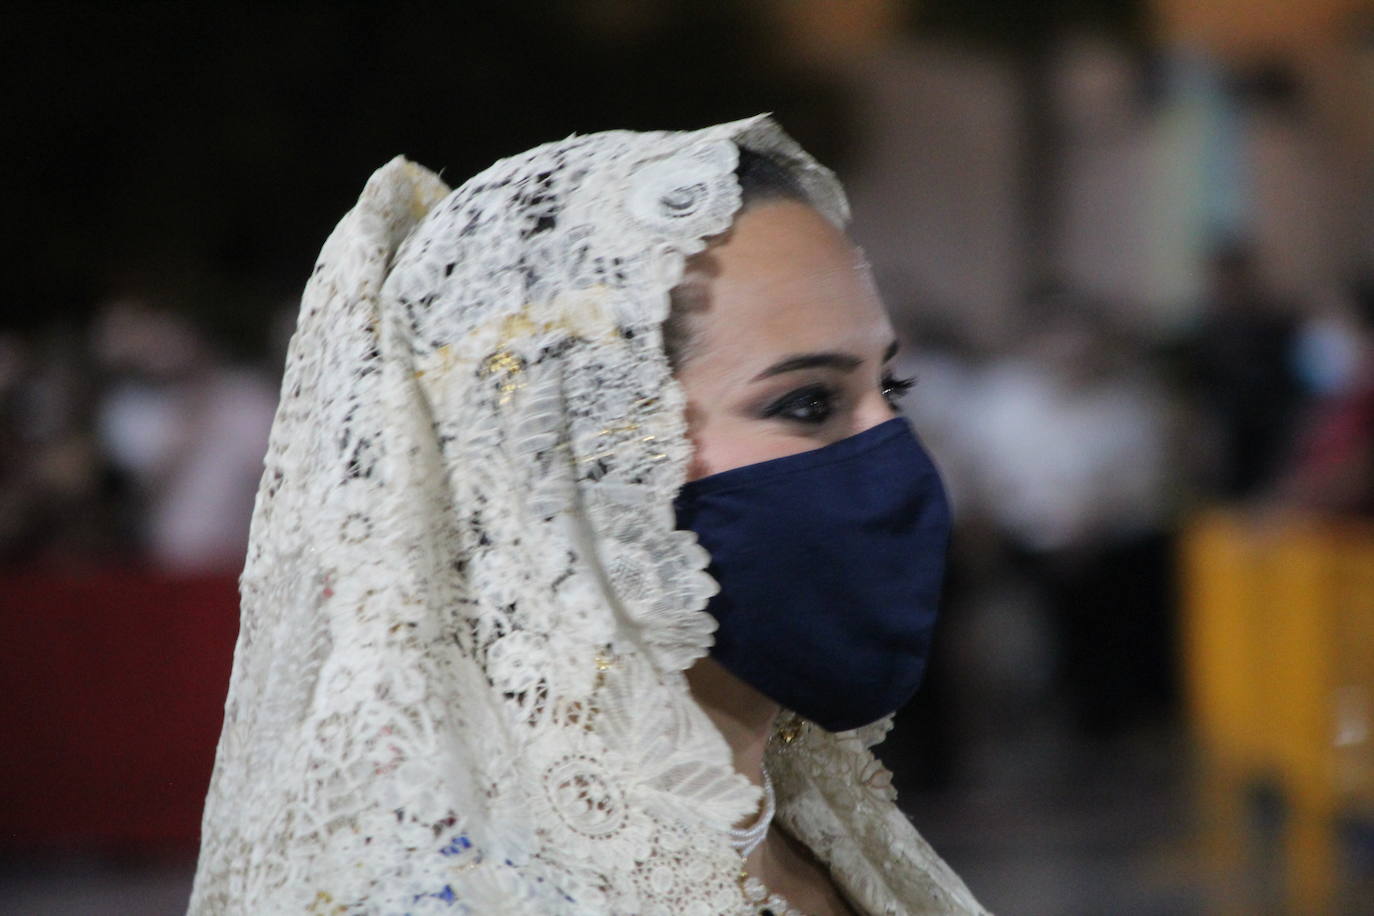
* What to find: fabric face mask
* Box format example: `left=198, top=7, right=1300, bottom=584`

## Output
left=674, top=416, right=951, bottom=732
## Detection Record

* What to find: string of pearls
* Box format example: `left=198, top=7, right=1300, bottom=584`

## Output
left=728, top=768, right=775, bottom=859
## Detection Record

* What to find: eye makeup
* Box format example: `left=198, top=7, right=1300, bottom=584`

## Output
left=881, top=372, right=915, bottom=403
left=760, top=382, right=842, bottom=425
left=749, top=340, right=913, bottom=428
left=757, top=371, right=915, bottom=427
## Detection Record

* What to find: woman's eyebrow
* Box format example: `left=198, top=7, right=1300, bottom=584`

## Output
left=751, top=340, right=900, bottom=382
left=752, top=351, right=861, bottom=380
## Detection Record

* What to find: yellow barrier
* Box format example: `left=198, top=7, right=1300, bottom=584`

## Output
left=1183, top=511, right=1374, bottom=914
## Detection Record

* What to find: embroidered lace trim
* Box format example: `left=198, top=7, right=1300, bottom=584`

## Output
left=190, top=116, right=986, bottom=915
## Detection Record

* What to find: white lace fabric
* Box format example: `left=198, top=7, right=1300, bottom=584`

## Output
left=190, top=115, right=988, bottom=915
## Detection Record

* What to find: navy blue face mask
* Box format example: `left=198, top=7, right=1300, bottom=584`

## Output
left=674, top=417, right=951, bottom=733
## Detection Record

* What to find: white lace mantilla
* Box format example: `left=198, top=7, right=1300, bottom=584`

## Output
left=190, top=115, right=987, bottom=915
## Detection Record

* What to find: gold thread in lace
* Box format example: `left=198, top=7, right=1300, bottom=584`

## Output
left=774, top=713, right=802, bottom=746
left=415, top=343, right=462, bottom=380
left=481, top=351, right=523, bottom=377
left=578, top=448, right=619, bottom=464
left=572, top=426, right=674, bottom=465
left=307, top=890, right=347, bottom=915
left=500, top=312, right=540, bottom=340
left=577, top=424, right=646, bottom=463
left=640, top=433, right=669, bottom=462
left=592, top=651, right=615, bottom=690
left=480, top=350, right=526, bottom=403
left=575, top=651, right=614, bottom=732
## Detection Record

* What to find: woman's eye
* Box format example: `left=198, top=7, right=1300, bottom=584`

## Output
left=881, top=373, right=915, bottom=406
left=762, top=384, right=836, bottom=424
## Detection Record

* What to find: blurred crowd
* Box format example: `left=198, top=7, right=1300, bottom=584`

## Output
left=0, top=300, right=279, bottom=575
left=882, top=243, right=1374, bottom=796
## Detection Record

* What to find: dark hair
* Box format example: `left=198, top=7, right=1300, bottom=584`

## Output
left=733, top=146, right=809, bottom=209
left=663, top=147, right=811, bottom=369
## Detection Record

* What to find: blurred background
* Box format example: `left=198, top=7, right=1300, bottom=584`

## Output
left=3, top=1, right=1374, bottom=913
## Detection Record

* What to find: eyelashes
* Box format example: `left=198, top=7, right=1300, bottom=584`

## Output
left=881, top=373, right=916, bottom=402
left=761, top=373, right=917, bottom=425
left=762, top=383, right=836, bottom=424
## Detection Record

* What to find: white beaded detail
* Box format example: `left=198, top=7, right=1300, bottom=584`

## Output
left=728, top=768, right=775, bottom=859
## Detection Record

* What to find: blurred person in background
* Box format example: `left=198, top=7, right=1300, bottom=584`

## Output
left=961, top=296, right=1175, bottom=740
left=0, top=326, right=119, bottom=569
left=1189, top=241, right=1307, bottom=503
left=1269, top=274, right=1374, bottom=518
left=0, top=330, right=42, bottom=563
left=91, top=297, right=275, bottom=575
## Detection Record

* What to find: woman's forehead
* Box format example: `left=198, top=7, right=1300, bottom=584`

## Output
left=695, top=202, right=893, bottom=356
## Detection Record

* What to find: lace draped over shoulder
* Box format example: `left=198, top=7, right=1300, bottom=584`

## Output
left=190, top=116, right=987, bottom=915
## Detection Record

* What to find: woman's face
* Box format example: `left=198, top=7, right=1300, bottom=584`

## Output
left=673, top=200, right=906, bottom=481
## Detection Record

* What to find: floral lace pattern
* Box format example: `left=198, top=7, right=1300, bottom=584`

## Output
left=190, top=116, right=987, bottom=915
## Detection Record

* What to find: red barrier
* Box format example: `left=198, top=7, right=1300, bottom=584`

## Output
left=0, top=570, right=239, bottom=852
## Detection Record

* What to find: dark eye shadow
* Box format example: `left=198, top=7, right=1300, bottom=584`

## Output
left=759, top=382, right=840, bottom=425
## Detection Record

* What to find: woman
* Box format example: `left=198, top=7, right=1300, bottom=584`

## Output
left=191, top=116, right=986, bottom=915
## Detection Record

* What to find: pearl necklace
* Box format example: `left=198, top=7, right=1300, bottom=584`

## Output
left=730, top=770, right=812, bottom=915
left=728, top=768, right=775, bottom=859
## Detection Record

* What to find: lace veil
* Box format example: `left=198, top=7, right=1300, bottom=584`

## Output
left=190, top=115, right=987, bottom=915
